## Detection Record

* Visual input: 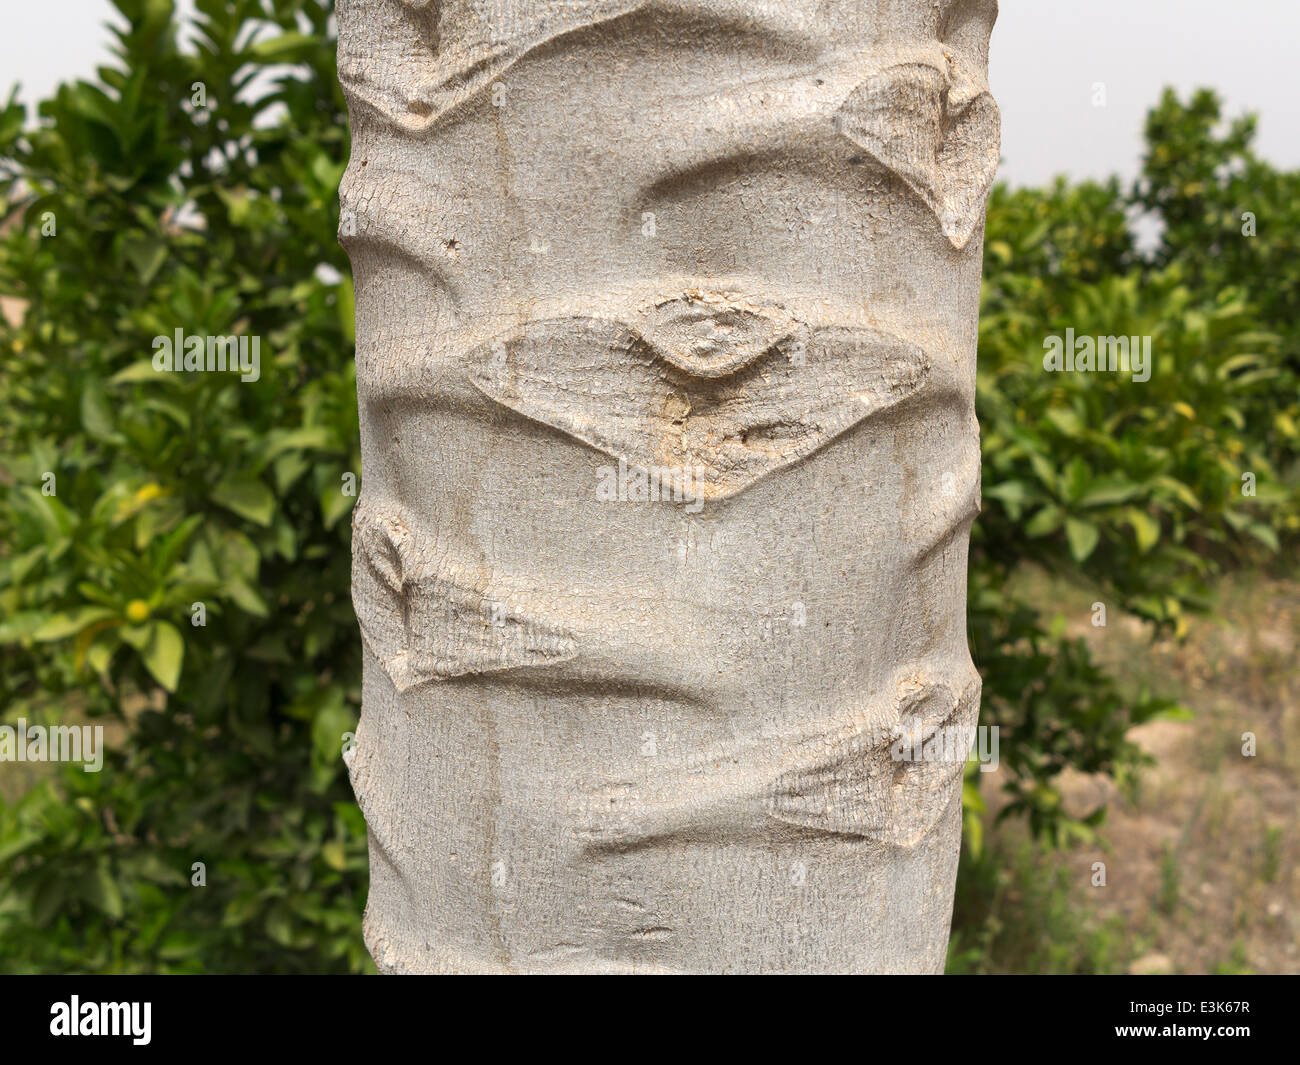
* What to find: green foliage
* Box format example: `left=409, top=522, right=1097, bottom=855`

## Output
left=0, top=0, right=1296, bottom=972
left=947, top=837, right=1132, bottom=974
left=0, top=0, right=367, bottom=972
left=1137, top=88, right=1300, bottom=356
left=969, top=106, right=1300, bottom=840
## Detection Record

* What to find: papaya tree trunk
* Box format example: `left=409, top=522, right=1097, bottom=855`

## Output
left=337, top=0, right=999, bottom=973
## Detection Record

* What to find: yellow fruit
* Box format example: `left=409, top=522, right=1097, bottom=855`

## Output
left=125, top=600, right=151, bottom=624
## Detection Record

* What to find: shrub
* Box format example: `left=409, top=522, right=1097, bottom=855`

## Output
left=0, top=0, right=367, bottom=973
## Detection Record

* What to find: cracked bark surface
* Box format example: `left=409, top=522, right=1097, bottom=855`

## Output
left=338, top=0, right=999, bottom=974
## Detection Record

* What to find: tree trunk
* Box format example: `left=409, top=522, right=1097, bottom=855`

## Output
left=338, top=0, right=999, bottom=974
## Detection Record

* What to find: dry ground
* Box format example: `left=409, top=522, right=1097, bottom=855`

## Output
left=1003, top=568, right=1299, bottom=974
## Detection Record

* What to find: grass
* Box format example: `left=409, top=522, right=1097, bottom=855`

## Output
left=947, top=833, right=1134, bottom=974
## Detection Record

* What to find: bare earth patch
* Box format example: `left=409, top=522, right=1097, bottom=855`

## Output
left=1023, top=570, right=1299, bottom=974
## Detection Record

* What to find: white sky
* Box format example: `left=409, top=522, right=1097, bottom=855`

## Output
left=1, top=0, right=1298, bottom=186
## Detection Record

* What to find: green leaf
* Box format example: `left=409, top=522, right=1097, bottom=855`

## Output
left=1246, top=522, right=1280, bottom=552
left=248, top=31, right=317, bottom=63
left=110, top=360, right=165, bottom=385
left=1126, top=508, right=1161, bottom=553
left=226, top=578, right=269, bottom=617
left=33, top=607, right=116, bottom=642
left=157, top=932, right=203, bottom=961
left=1065, top=518, right=1100, bottom=562
left=85, top=635, right=116, bottom=676
left=264, top=426, right=335, bottom=459
left=0, top=824, right=43, bottom=865
left=265, top=903, right=295, bottom=946
left=984, top=480, right=1031, bottom=520
left=119, top=623, right=154, bottom=651
left=1077, top=476, right=1141, bottom=508
left=140, top=620, right=184, bottom=691
left=87, top=864, right=125, bottom=919
left=124, top=236, right=167, bottom=283
left=0, top=610, right=48, bottom=643
left=80, top=378, right=120, bottom=442
left=321, top=482, right=354, bottom=529
left=1024, top=505, right=1064, bottom=538
left=1152, top=475, right=1201, bottom=511
left=311, top=693, right=356, bottom=765
left=211, top=475, right=275, bottom=526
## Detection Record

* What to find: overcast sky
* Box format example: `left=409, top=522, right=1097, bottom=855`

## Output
left=2, top=0, right=1298, bottom=187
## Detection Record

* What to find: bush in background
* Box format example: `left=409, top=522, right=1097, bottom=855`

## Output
left=0, top=0, right=365, bottom=973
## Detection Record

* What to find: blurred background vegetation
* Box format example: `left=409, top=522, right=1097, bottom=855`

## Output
left=1, top=0, right=1296, bottom=973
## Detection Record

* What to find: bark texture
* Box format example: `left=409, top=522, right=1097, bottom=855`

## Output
left=338, top=0, right=999, bottom=974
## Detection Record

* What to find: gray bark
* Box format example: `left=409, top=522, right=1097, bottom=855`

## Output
left=338, top=0, right=999, bottom=974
